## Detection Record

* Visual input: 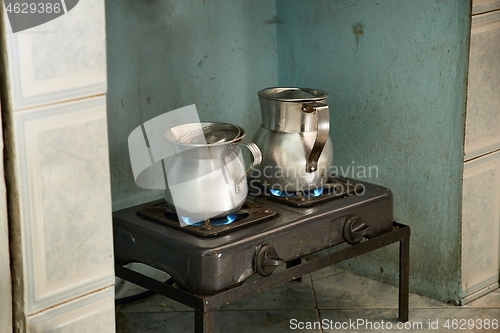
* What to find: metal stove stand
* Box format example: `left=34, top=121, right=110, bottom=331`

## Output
left=115, top=222, right=410, bottom=333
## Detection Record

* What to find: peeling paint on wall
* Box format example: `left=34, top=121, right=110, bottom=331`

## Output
left=352, top=22, right=364, bottom=45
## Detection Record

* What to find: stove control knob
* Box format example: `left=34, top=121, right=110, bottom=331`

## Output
left=255, top=244, right=285, bottom=276
left=343, top=215, right=370, bottom=245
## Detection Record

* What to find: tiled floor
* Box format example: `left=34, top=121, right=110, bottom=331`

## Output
left=116, top=264, right=500, bottom=333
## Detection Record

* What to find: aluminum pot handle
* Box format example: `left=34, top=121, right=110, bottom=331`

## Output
left=301, top=102, right=330, bottom=173
left=234, top=141, right=262, bottom=194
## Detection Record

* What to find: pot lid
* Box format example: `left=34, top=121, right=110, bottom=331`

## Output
left=258, top=87, right=328, bottom=102
left=175, top=123, right=243, bottom=145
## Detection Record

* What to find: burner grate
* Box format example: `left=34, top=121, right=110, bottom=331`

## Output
left=137, top=201, right=278, bottom=238
left=250, top=178, right=364, bottom=208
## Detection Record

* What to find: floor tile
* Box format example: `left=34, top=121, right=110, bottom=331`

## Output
left=118, top=272, right=316, bottom=313
left=116, top=311, right=192, bottom=333
left=117, top=294, right=192, bottom=313
left=116, top=309, right=322, bottom=333
left=307, top=262, right=345, bottom=281
left=115, top=264, right=500, bottom=333
left=312, top=267, right=449, bottom=309
left=465, top=289, right=500, bottom=309
left=216, top=310, right=321, bottom=333
left=223, top=274, right=316, bottom=310
left=320, top=308, right=500, bottom=333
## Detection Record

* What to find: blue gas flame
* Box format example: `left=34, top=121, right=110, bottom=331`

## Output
left=269, top=189, right=297, bottom=197
left=312, top=187, right=324, bottom=197
left=269, top=188, right=283, bottom=197
left=180, top=216, right=203, bottom=226
left=211, top=214, right=238, bottom=226
left=302, top=187, right=324, bottom=198
left=270, top=187, right=323, bottom=198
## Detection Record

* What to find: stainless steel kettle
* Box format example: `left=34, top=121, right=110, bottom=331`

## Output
left=252, top=87, right=333, bottom=192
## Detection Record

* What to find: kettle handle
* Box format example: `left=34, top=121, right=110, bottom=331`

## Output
left=301, top=102, right=330, bottom=173
left=234, top=141, right=262, bottom=194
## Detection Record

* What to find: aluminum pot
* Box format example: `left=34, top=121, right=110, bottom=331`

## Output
left=164, top=122, right=261, bottom=223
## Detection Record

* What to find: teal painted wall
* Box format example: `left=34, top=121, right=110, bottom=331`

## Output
left=106, top=0, right=471, bottom=302
left=106, top=0, right=277, bottom=210
left=276, top=0, right=471, bottom=302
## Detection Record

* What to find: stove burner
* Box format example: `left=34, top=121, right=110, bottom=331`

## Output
left=168, top=211, right=248, bottom=227
left=138, top=201, right=277, bottom=237
left=269, top=187, right=324, bottom=198
left=252, top=178, right=363, bottom=208
left=179, top=214, right=239, bottom=227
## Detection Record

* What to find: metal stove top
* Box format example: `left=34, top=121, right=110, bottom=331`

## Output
left=136, top=178, right=362, bottom=237
left=113, top=178, right=393, bottom=295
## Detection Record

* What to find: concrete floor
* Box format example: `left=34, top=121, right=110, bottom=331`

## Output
left=115, top=263, right=500, bottom=333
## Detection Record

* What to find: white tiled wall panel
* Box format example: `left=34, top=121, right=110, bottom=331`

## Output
left=462, top=151, right=500, bottom=300
left=14, top=96, right=114, bottom=315
left=473, top=0, right=500, bottom=15
left=465, top=11, right=500, bottom=160
left=27, top=286, right=115, bottom=333
left=0, top=107, right=13, bottom=332
left=4, top=0, right=106, bottom=111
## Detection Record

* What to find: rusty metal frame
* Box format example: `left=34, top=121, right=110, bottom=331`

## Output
left=115, top=222, right=410, bottom=333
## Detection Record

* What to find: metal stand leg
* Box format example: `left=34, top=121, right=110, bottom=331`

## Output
left=399, top=238, right=410, bottom=322
left=195, top=310, right=214, bottom=333
left=287, top=258, right=302, bottom=281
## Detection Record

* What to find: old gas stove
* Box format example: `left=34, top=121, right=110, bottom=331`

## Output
left=113, top=178, right=410, bottom=333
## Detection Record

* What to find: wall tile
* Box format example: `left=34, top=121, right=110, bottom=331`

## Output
left=473, top=0, right=500, bottom=15
left=14, top=96, right=114, bottom=315
left=117, top=310, right=321, bottom=333
left=465, top=11, right=500, bottom=160
left=4, top=0, right=106, bottom=111
left=27, top=286, right=115, bottom=333
left=462, top=150, right=500, bottom=300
